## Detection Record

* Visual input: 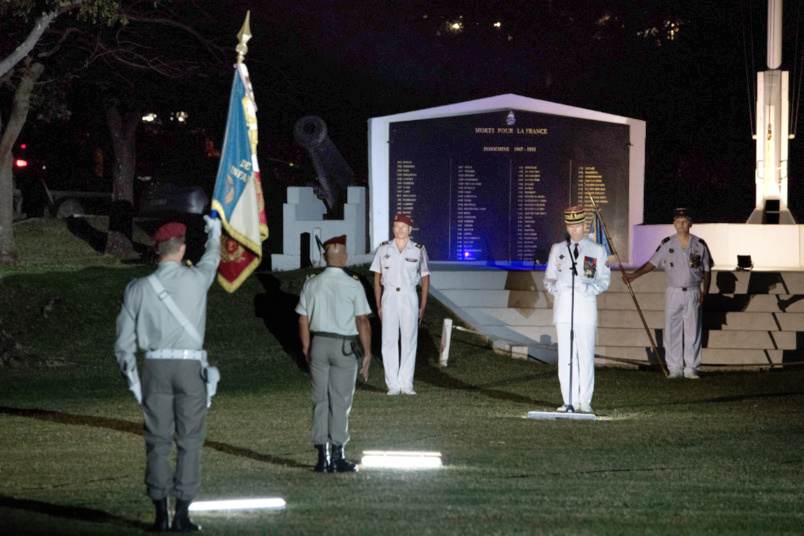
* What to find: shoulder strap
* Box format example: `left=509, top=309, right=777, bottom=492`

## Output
left=147, top=274, right=203, bottom=345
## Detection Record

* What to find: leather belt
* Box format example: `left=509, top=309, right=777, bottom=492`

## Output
left=146, top=349, right=206, bottom=360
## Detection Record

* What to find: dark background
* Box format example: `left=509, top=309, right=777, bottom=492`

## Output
left=15, top=1, right=804, bottom=236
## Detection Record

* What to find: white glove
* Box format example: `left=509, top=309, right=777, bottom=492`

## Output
left=203, top=366, right=221, bottom=408
left=123, top=363, right=142, bottom=405
left=129, top=381, right=143, bottom=405
left=203, top=215, right=222, bottom=241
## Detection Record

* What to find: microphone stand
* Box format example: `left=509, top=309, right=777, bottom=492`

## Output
left=566, top=240, right=577, bottom=413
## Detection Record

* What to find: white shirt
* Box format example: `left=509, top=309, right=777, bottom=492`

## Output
left=370, top=239, right=430, bottom=291
left=544, top=237, right=610, bottom=325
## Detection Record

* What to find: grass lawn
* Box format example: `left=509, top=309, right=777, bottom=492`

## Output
left=0, top=218, right=802, bottom=535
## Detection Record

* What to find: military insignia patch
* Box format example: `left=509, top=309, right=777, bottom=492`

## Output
left=559, top=254, right=565, bottom=260
left=384, top=254, right=390, bottom=259
left=669, top=248, right=674, bottom=254
left=583, top=256, right=597, bottom=278
left=689, top=253, right=701, bottom=268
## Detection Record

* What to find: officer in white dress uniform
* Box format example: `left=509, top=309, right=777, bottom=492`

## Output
left=297, top=235, right=372, bottom=473
left=370, top=214, right=430, bottom=395
left=624, top=208, right=712, bottom=379
left=544, top=206, right=611, bottom=413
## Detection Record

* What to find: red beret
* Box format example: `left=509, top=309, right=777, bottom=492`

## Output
left=323, top=235, right=346, bottom=247
left=153, top=222, right=186, bottom=244
left=393, top=213, right=413, bottom=226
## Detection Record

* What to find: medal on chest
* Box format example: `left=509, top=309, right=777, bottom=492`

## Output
left=583, top=256, right=597, bottom=278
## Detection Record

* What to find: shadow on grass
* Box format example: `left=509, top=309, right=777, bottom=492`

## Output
left=254, top=273, right=307, bottom=371
left=63, top=216, right=153, bottom=260
left=0, top=493, right=150, bottom=531
left=413, top=328, right=557, bottom=407
left=0, top=406, right=308, bottom=469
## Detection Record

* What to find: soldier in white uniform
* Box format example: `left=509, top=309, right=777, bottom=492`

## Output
left=544, top=206, right=611, bottom=413
left=624, top=208, right=712, bottom=379
left=297, top=235, right=372, bottom=473
left=370, top=214, right=430, bottom=395
left=114, top=217, right=221, bottom=532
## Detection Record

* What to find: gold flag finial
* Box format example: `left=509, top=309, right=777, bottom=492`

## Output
left=236, top=11, right=252, bottom=64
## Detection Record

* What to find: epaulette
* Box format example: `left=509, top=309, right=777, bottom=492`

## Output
left=309, top=273, right=316, bottom=279
left=381, top=240, right=389, bottom=246
left=662, top=236, right=671, bottom=244
left=698, top=238, right=707, bottom=246
left=416, top=243, right=425, bottom=249
left=352, top=274, right=359, bottom=280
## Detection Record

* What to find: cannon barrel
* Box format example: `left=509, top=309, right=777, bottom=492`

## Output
left=293, top=115, right=356, bottom=216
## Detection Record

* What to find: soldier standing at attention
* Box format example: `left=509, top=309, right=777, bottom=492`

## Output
left=370, top=214, right=430, bottom=395
left=544, top=206, right=611, bottom=413
left=114, top=216, right=221, bottom=532
left=297, top=235, right=372, bottom=473
left=623, top=208, right=712, bottom=379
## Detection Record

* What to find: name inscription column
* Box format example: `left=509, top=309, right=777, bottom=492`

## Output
left=394, top=160, right=417, bottom=217
left=515, top=164, right=547, bottom=260
left=455, top=164, right=486, bottom=260
left=575, top=165, right=609, bottom=218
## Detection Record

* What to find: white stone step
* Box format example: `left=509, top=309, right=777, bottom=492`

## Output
left=460, top=307, right=804, bottom=332
left=429, top=266, right=804, bottom=368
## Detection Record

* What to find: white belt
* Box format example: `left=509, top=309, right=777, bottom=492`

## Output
left=146, top=349, right=207, bottom=361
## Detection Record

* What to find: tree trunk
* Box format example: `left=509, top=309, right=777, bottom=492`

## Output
left=104, top=101, right=141, bottom=254
left=0, top=62, right=45, bottom=265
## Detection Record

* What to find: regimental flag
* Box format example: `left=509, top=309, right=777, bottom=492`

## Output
left=588, top=211, right=611, bottom=256
left=211, top=62, right=269, bottom=292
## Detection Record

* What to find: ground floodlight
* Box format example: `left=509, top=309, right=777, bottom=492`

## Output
left=527, top=410, right=597, bottom=421
left=188, top=498, right=286, bottom=512
left=361, top=450, right=443, bottom=468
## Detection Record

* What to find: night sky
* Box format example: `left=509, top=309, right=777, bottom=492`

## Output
left=12, top=1, right=803, bottom=225
left=224, top=0, right=803, bottom=224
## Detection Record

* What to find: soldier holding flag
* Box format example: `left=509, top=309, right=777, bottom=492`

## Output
left=114, top=217, right=221, bottom=531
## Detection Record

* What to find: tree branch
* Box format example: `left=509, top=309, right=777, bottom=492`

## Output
left=0, top=10, right=60, bottom=79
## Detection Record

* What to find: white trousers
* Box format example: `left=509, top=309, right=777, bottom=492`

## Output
left=664, top=287, right=702, bottom=374
left=555, top=322, right=596, bottom=408
left=381, top=289, right=419, bottom=392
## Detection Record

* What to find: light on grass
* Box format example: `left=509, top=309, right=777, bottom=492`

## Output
left=527, top=410, right=597, bottom=421
left=189, top=498, right=286, bottom=512
left=361, top=450, right=443, bottom=469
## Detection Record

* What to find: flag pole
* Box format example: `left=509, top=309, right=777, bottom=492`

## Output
left=236, top=11, right=252, bottom=65
left=588, top=195, right=668, bottom=377
left=211, top=12, right=252, bottom=221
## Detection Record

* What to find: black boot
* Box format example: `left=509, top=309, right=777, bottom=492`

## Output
left=330, top=444, right=358, bottom=473
left=150, top=497, right=170, bottom=532
left=314, top=443, right=330, bottom=473
left=171, top=499, right=201, bottom=532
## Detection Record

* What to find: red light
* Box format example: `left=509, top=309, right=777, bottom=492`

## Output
left=15, top=159, right=28, bottom=168
left=20, top=144, right=27, bottom=149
